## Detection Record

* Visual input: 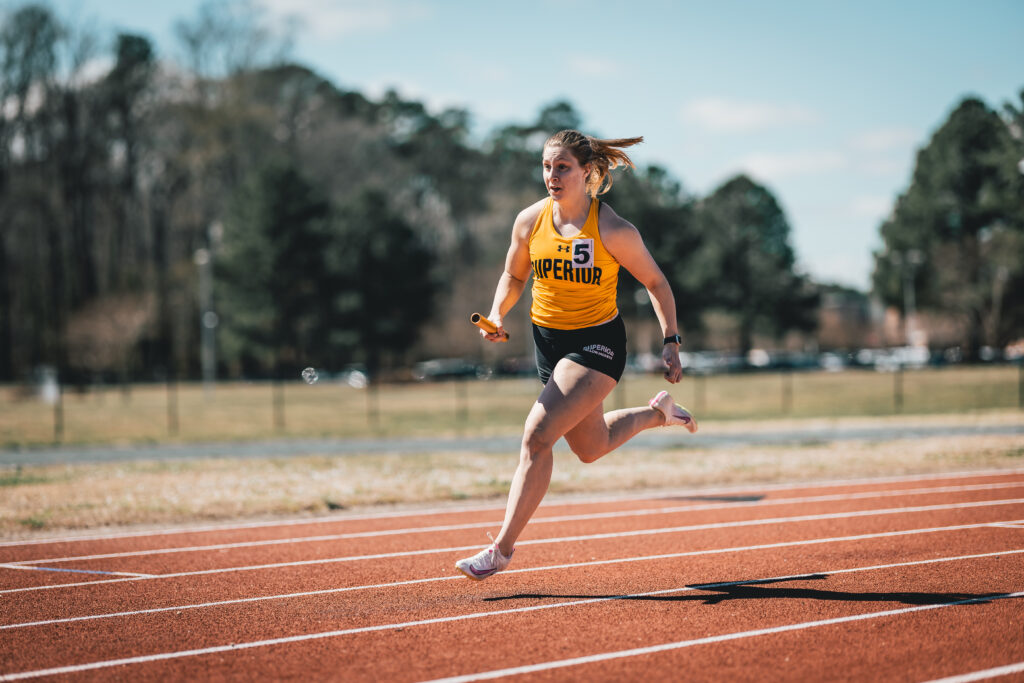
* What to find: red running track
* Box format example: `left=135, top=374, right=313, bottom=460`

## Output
left=2, top=468, right=1024, bottom=682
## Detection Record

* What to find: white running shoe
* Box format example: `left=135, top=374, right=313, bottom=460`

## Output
left=455, top=542, right=514, bottom=581
left=650, top=390, right=698, bottom=433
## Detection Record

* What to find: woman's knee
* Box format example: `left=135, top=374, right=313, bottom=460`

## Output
left=521, top=427, right=556, bottom=462
left=565, top=435, right=606, bottom=464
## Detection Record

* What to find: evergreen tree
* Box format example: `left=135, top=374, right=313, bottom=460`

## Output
left=872, top=97, right=1024, bottom=357
left=696, top=175, right=819, bottom=353
left=326, top=189, right=439, bottom=378
left=997, top=90, right=1024, bottom=346
left=216, top=162, right=331, bottom=377
left=603, top=166, right=705, bottom=335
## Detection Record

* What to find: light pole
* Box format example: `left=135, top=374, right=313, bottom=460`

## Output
left=892, top=249, right=924, bottom=347
left=194, top=248, right=216, bottom=398
left=194, top=221, right=222, bottom=399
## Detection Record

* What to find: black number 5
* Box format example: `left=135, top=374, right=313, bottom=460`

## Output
left=573, top=241, right=591, bottom=265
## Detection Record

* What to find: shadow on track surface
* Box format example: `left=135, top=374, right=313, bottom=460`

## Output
left=484, top=574, right=1010, bottom=607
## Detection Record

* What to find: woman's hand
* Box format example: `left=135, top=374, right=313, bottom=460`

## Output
left=662, top=343, right=682, bottom=383
left=481, top=314, right=507, bottom=343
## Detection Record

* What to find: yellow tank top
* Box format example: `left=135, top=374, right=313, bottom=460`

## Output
left=529, top=198, right=619, bottom=330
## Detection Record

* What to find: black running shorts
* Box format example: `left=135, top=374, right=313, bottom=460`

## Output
left=532, top=316, right=627, bottom=385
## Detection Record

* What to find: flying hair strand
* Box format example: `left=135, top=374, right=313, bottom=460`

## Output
left=545, top=130, right=644, bottom=196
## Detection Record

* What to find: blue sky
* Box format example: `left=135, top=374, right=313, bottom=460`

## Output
left=42, top=0, right=1024, bottom=290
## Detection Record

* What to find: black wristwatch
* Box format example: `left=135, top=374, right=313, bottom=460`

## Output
left=663, top=334, right=682, bottom=345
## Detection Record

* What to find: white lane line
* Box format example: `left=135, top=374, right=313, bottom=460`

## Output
left=7, top=482, right=1024, bottom=566
left=924, top=662, right=1024, bottom=682
left=2, top=577, right=1020, bottom=681
left=3, top=499, right=1023, bottom=595
left=0, top=564, right=153, bottom=578
left=3, top=537, right=1022, bottom=631
left=3, top=467, right=1021, bottom=548
left=2, top=519, right=1021, bottom=604
left=417, top=592, right=1024, bottom=683
left=988, top=522, right=1024, bottom=529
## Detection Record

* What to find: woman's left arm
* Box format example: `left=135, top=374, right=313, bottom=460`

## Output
left=602, top=208, right=683, bottom=383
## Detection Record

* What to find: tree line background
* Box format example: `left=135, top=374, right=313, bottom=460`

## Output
left=1, top=1, right=1022, bottom=387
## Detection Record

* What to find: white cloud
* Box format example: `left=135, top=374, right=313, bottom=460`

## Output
left=803, top=250, right=872, bottom=290
left=735, top=150, right=846, bottom=179
left=847, top=195, right=894, bottom=219
left=362, top=77, right=439, bottom=107
left=851, top=126, right=920, bottom=152
left=568, top=56, right=624, bottom=78
left=359, top=76, right=481, bottom=120
left=857, top=157, right=912, bottom=178
left=846, top=127, right=920, bottom=179
left=260, top=0, right=429, bottom=39
left=681, top=96, right=819, bottom=133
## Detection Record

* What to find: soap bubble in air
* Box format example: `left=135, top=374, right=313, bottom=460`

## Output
left=301, top=367, right=318, bottom=385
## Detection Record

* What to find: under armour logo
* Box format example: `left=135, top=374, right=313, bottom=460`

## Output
left=557, top=244, right=570, bottom=253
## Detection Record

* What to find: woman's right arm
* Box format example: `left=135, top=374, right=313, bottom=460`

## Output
left=483, top=206, right=538, bottom=342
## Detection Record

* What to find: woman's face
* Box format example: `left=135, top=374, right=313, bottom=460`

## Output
left=542, top=145, right=589, bottom=200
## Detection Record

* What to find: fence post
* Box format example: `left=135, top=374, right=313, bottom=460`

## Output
left=893, top=368, right=904, bottom=413
left=782, top=370, right=793, bottom=415
left=455, top=377, right=468, bottom=432
left=367, top=381, right=380, bottom=433
left=273, top=380, right=285, bottom=432
left=53, top=380, right=64, bottom=444
left=695, top=374, right=707, bottom=415
left=166, top=376, right=179, bottom=435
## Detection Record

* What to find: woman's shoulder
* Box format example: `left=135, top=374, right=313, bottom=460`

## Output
left=597, top=201, right=639, bottom=242
left=517, top=197, right=550, bottom=223
left=512, top=197, right=551, bottom=236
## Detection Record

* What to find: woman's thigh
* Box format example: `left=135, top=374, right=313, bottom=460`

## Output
left=523, top=358, right=617, bottom=450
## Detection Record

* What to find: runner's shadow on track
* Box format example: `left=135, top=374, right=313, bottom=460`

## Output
left=485, top=574, right=1008, bottom=607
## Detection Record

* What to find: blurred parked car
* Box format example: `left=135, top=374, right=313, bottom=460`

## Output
left=819, top=352, right=849, bottom=372
left=412, top=358, right=493, bottom=381
left=679, top=351, right=746, bottom=375
left=495, top=356, right=537, bottom=377
left=859, top=346, right=930, bottom=372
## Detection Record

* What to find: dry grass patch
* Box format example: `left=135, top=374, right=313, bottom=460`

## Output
left=2, top=431, right=1023, bottom=539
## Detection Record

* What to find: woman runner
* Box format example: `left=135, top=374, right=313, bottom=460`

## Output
left=455, top=130, right=697, bottom=580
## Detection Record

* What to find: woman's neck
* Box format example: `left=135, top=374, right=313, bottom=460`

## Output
left=552, top=193, right=591, bottom=229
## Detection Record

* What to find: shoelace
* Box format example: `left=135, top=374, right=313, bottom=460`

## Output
left=486, top=532, right=505, bottom=561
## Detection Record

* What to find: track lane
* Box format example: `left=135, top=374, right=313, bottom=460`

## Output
left=4, top=469, right=1023, bottom=563
left=4, top=493, right=1019, bottom=589
left=3, top=510, right=1024, bottom=665
left=3, top=471, right=1024, bottom=680
left=3, top=522, right=1022, bottom=627
left=3, top=498, right=1023, bottom=606
left=3, top=555, right=1021, bottom=681
left=4, top=490, right=1023, bottom=583
left=7, top=480, right=1024, bottom=567
left=426, top=590, right=1024, bottom=683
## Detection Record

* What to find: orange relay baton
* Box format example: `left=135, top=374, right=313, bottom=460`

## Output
left=470, top=313, right=509, bottom=342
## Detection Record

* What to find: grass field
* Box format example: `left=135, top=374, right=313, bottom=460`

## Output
left=1, top=365, right=1021, bottom=538
left=2, top=424, right=1022, bottom=538
left=1, top=365, right=1021, bottom=447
